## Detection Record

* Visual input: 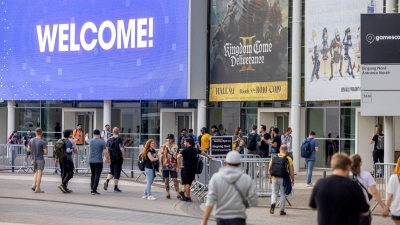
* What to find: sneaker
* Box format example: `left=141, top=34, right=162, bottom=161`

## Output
left=58, top=184, right=67, bottom=193
left=179, top=191, right=187, bottom=201
left=142, top=195, right=148, bottom=199
left=91, top=191, right=95, bottom=195
left=103, top=182, right=108, bottom=191
left=66, top=188, right=73, bottom=193
left=147, top=195, right=157, bottom=201
left=280, top=211, right=287, bottom=216
left=306, top=183, right=314, bottom=187
left=186, top=197, right=192, bottom=202
left=92, top=191, right=100, bottom=195
left=34, top=187, right=44, bottom=193
left=114, top=187, right=122, bottom=192
left=270, top=203, right=275, bottom=214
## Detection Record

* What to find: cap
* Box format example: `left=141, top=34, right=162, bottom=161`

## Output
left=166, top=134, right=174, bottom=139
left=201, top=127, right=208, bottom=132
left=93, top=129, right=101, bottom=135
left=226, top=151, right=241, bottom=164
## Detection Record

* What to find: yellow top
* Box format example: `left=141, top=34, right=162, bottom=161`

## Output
left=201, top=133, right=211, bottom=151
left=269, top=153, right=293, bottom=179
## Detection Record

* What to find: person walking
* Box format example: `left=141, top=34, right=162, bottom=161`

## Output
left=177, top=137, right=211, bottom=202
left=350, top=154, right=386, bottom=225
left=58, top=130, right=76, bottom=193
left=247, top=124, right=261, bottom=156
left=27, top=128, right=47, bottom=193
left=233, top=127, right=245, bottom=154
left=370, top=124, right=384, bottom=176
left=101, top=124, right=111, bottom=144
left=104, top=127, right=124, bottom=192
left=85, top=129, right=107, bottom=195
left=309, top=153, right=369, bottom=225
left=269, top=145, right=294, bottom=216
left=7, top=130, right=19, bottom=164
left=383, top=157, right=400, bottom=224
left=302, top=131, right=319, bottom=187
left=141, top=139, right=159, bottom=200
left=202, top=151, right=258, bottom=225
left=159, top=134, right=180, bottom=199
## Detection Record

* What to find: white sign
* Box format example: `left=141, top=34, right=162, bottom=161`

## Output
left=361, top=91, right=400, bottom=116
left=305, top=0, right=383, bottom=101
left=361, top=65, right=400, bottom=91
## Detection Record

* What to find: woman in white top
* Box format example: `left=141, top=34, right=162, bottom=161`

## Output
left=350, top=154, right=385, bottom=225
left=383, top=157, right=400, bottom=224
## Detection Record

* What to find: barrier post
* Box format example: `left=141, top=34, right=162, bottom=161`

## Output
left=131, top=150, right=134, bottom=178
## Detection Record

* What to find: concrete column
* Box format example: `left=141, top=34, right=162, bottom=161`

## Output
left=103, top=100, right=111, bottom=128
left=384, top=116, right=394, bottom=164
left=290, top=0, right=302, bottom=173
left=386, top=0, right=396, bottom=13
left=7, top=100, right=15, bottom=138
left=197, top=99, right=207, bottom=131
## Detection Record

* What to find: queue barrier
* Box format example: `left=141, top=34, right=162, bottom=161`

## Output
left=371, top=162, right=397, bottom=212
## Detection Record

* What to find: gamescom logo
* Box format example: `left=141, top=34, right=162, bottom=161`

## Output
left=366, top=33, right=400, bottom=44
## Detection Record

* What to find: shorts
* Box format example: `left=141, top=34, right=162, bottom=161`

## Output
left=163, top=170, right=178, bottom=179
left=181, top=168, right=196, bottom=185
left=109, top=161, right=122, bottom=179
left=393, top=215, right=400, bottom=221
left=33, top=160, right=45, bottom=171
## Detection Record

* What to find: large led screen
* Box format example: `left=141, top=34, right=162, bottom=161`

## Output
left=0, top=0, right=188, bottom=100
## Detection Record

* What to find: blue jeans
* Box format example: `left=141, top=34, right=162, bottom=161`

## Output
left=305, top=159, right=315, bottom=184
left=144, top=167, right=154, bottom=196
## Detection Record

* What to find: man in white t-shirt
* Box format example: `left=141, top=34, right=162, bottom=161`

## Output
left=281, top=127, right=293, bottom=159
left=101, top=124, right=111, bottom=144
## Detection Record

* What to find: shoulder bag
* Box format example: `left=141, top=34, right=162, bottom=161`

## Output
left=231, top=175, right=250, bottom=208
left=353, top=175, right=373, bottom=201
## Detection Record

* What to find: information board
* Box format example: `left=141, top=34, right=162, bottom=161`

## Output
left=210, top=136, right=233, bottom=155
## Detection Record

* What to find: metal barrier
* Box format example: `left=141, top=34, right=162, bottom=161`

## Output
left=371, top=162, right=397, bottom=212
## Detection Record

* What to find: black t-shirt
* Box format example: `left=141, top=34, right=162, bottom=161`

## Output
left=372, top=134, right=384, bottom=151
left=24, top=135, right=33, bottom=147
left=145, top=149, right=157, bottom=169
left=180, top=146, right=201, bottom=169
left=259, top=133, right=270, bottom=151
left=309, top=175, right=369, bottom=225
left=271, top=134, right=281, bottom=153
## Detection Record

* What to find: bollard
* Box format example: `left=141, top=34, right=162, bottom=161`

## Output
left=131, top=151, right=134, bottom=178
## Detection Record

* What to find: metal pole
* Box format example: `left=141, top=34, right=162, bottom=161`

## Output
left=291, top=0, right=302, bottom=173
left=131, top=150, right=134, bottom=178
left=384, top=116, right=394, bottom=164
left=197, top=99, right=206, bottom=132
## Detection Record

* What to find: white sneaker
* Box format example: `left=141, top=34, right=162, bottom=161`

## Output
left=306, top=183, right=314, bottom=187
left=147, top=195, right=156, bottom=201
left=142, top=195, right=148, bottom=199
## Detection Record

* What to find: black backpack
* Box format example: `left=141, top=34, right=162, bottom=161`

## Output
left=247, top=133, right=257, bottom=150
left=137, top=152, right=145, bottom=171
left=107, top=137, right=122, bottom=161
left=196, top=155, right=204, bottom=174
left=301, top=138, right=313, bottom=158
left=269, top=155, right=288, bottom=178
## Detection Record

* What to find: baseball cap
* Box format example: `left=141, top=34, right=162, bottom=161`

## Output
left=93, top=129, right=101, bottom=135
left=201, top=127, right=207, bottom=132
left=166, top=134, right=174, bottom=139
left=226, top=151, right=241, bottom=164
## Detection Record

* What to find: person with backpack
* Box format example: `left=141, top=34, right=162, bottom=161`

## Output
left=57, top=130, right=76, bottom=193
left=270, top=128, right=281, bottom=158
left=281, top=127, right=293, bottom=160
left=101, top=124, right=111, bottom=144
left=301, top=131, right=319, bottom=187
left=269, top=144, right=294, bottom=216
left=104, top=127, right=125, bottom=192
left=178, top=137, right=211, bottom=202
left=202, top=151, right=258, bottom=225
left=247, top=124, right=261, bottom=156
left=159, top=134, right=180, bottom=199
left=141, top=139, right=159, bottom=200
left=350, top=154, right=386, bottom=225
left=85, top=129, right=107, bottom=195
left=27, top=128, right=47, bottom=193
left=370, top=124, right=384, bottom=176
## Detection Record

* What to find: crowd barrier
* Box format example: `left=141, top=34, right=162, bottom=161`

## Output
left=371, top=162, right=397, bottom=212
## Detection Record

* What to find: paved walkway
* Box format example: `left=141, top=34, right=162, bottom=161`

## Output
left=0, top=172, right=391, bottom=225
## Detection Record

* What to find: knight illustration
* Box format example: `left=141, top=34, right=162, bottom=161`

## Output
left=321, top=28, right=329, bottom=60
left=329, top=28, right=343, bottom=80
left=342, top=28, right=355, bottom=78
left=310, top=30, right=320, bottom=82
left=223, top=0, right=239, bottom=42
left=212, top=24, right=225, bottom=60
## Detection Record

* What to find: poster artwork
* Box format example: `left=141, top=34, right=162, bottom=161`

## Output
left=209, top=0, right=288, bottom=101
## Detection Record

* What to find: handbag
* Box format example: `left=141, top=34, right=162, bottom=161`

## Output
left=231, top=175, right=250, bottom=208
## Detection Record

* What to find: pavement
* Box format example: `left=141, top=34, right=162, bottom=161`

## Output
left=0, top=170, right=392, bottom=225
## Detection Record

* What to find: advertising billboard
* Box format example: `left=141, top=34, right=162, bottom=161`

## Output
left=0, top=0, right=188, bottom=100
left=209, top=0, right=288, bottom=102
left=305, top=0, right=383, bottom=101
